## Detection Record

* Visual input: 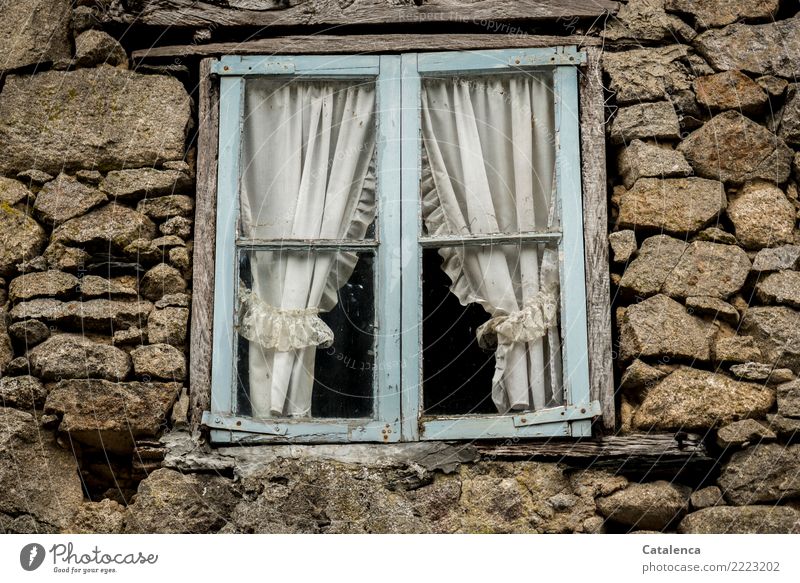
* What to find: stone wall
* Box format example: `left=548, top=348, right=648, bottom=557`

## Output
left=1, top=0, right=800, bottom=534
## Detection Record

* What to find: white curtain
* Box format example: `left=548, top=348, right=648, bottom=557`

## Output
left=239, top=78, right=376, bottom=418
left=420, top=73, right=562, bottom=413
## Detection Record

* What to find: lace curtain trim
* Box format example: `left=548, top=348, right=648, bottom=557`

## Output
left=237, top=286, right=334, bottom=352
left=476, top=287, right=559, bottom=350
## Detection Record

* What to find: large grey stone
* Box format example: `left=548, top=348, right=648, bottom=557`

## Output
left=130, top=344, right=186, bottom=381
left=693, top=71, right=768, bottom=116
left=741, top=306, right=800, bottom=371
left=0, top=205, right=46, bottom=276
left=52, top=203, right=157, bottom=252
left=678, top=506, right=800, bottom=534
left=756, top=271, right=800, bottom=309
left=718, top=443, right=800, bottom=505
left=665, top=0, right=779, bottom=28
left=0, top=376, right=47, bottom=410
left=602, top=45, right=696, bottom=106
left=0, top=0, right=71, bottom=72
left=0, top=407, right=83, bottom=531
left=727, top=182, right=795, bottom=249
left=44, top=380, right=182, bottom=454
left=662, top=241, right=750, bottom=300
left=694, top=17, right=800, bottom=78
left=617, top=178, right=726, bottom=235
left=603, top=0, right=695, bottom=42
left=73, top=30, right=128, bottom=69
left=776, top=84, right=800, bottom=147
left=619, top=295, right=713, bottom=362
left=596, top=481, right=690, bottom=531
left=10, top=298, right=153, bottom=332
left=617, top=140, right=692, bottom=188
left=619, top=235, right=687, bottom=298
left=8, top=270, right=78, bottom=302
left=100, top=168, right=192, bottom=201
left=632, top=367, right=775, bottom=431
left=679, top=112, right=794, bottom=185
left=0, top=68, right=191, bottom=175
left=752, top=245, right=800, bottom=272
left=0, top=177, right=33, bottom=206
left=33, top=174, right=108, bottom=226
left=28, top=334, right=131, bottom=381
left=610, top=102, right=681, bottom=145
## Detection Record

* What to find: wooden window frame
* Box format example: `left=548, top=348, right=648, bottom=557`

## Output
left=190, top=42, right=613, bottom=444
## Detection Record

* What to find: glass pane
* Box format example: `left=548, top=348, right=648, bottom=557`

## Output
left=422, top=243, right=563, bottom=416
left=419, top=71, right=557, bottom=237
left=240, top=77, right=378, bottom=240
left=235, top=248, right=375, bottom=419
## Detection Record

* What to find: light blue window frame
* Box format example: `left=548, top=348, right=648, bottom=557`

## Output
left=204, top=47, right=600, bottom=444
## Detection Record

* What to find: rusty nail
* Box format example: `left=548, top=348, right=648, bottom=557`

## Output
left=520, top=418, right=527, bottom=423
left=581, top=408, right=586, bottom=414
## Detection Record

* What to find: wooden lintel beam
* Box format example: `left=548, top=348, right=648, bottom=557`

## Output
left=132, top=33, right=602, bottom=62
left=107, top=0, right=619, bottom=28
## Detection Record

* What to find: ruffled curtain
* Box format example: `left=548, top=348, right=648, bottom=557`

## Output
left=421, top=73, right=562, bottom=413
left=239, top=78, right=376, bottom=418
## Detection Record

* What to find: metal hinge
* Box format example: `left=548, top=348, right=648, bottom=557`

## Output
left=512, top=400, right=602, bottom=427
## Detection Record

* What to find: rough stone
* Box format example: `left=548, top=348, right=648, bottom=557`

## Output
left=112, top=327, right=145, bottom=346
left=74, top=30, right=128, bottom=69
left=7, top=319, right=51, bottom=347
left=33, top=173, right=108, bottom=226
left=43, top=243, right=90, bottom=272
left=79, top=275, right=138, bottom=299
left=0, top=177, right=33, bottom=206
left=718, top=443, right=800, bottom=505
left=100, top=169, right=192, bottom=201
left=752, top=245, right=800, bottom=272
left=159, top=216, right=193, bottom=239
left=602, top=45, right=696, bottom=106
left=0, top=68, right=191, bottom=175
left=0, top=407, right=83, bottom=530
left=603, top=0, right=695, bottom=43
left=4, top=356, right=30, bottom=377
left=10, top=298, right=153, bottom=333
left=0, top=376, right=47, bottom=410
left=631, top=367, right=775, bottom=431
left=689, top=486, right=722, bottom=510
left=679, top=112, right=794, bottom=185
left=693, top=71, right=768, bottom=116
left=756, top=271, right=800, bottom=309
left=686, top=296, right=740, bottom=324
left=44, top=380, right=182, bottom=454
left=137, top=195, right=194, bottom=221
left=147, top=307, right=189, bottom=346
left=69, top=500, right=126, bottom=535
left=29, top=334, right=131, bottom=382
left=665, top=0, right=779, bottom=28
left=619, top=359, right=667, bottom=391
left=17, top=169, right=53, bottom=187
left=609, top=230, right=637, bottom=264
left=140, top=263, right=188, bottom=301
left=741, top=306, right=800, bottom=371
left=619, top=295, right=712, bottom=362
left=154, top=293, right=191, bottom=309
left=617, top=140, right=692, bottom=189
left=8, top=270, right=78, bottom=302
left=716, top=419, right=776, bottom=448
left=130, top=344, right=186, bottom=381
left=727, top=182, right=795, bottom=249
left=596, top=481, right=690, bottom=531
left=776, top=84, right=800, bottom=147
left=617, top=178, right=726, bottom=235
left=766, top=414, right=800, bottom=439
left=729, top=362, right=794, bottom=384
left=694, top=17, right=800, bottom=78
left=0, top=0, right=71, bottom=72
left=757, top=75, right=788, bottom=98
left=610, top=102, right=681, bottom=145
left=693, top=227, right=737, bottom=245
left=168, top=246, right=191, bottom=275
left=0, top=205, right=47, bottom=276
left=124, top=468, right=238, bottom=534
left=714, top=336, right=762, bottom=364
left=678, top=506, right=800, bottom=534
left=52, top=204, right=157, bottom=252
left=662, top=241, right=749, bottom=300
left=777, top=380, right=800, bottom=418
left=124, top=236, right=185, bottom=264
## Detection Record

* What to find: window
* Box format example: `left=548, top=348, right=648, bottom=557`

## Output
left=202, top=48, right=603, bottom=444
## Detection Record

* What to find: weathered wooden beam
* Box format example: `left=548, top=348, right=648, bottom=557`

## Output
left=132, top=33, right=602, bottom=62
left=189, top=57, right=220, bottom=431
left=107, top=0, right=619, bottom=28
left=579, top=45, right=615, bottom=431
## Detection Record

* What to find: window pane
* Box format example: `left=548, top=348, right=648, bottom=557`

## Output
left=420, top=71, right=557, bottom=237
left=235, top=248, right=375, bottom=419
left=422, top=243, right=563, bottom=416
left=240, top=77, right=377, bottom=240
